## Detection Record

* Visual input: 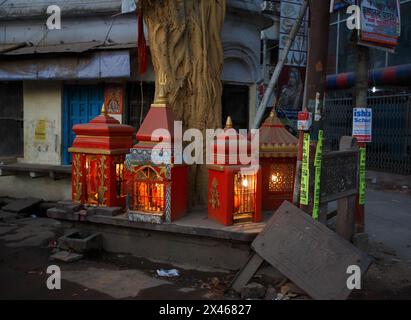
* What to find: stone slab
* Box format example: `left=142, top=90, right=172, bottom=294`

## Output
left=50, top=250, right=83, bottom=263
left=62, top=267, right=170, bottom=299
left=2, top=198, right=43, bottom=213
left=252, top=201, right=372, bottom=300
left=47, top=208, right=80, bottom=221
left=0, top=211, right=18, bottom=222
left=56, top=201, right=83, bottom=213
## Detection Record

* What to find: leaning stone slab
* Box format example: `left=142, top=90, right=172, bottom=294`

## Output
left=251, top=201, right=372, bottom=300
left=2, top=198, right=42, bottom=213
left=50, top=250, right=83, bottom=263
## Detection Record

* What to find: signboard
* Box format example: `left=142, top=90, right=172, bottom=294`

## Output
left=277, top=66, right=306, bottom=131
left=121, top=0, right=137, bottom=14
left=352, top=108, right=372, bottom=143
left=279, top=0, right=308, bottom=67
left=312, top=130, right=323, bottom=220
left=104, top=84, right=124, bottom=115
left=277, top=0, right=307, bottom=129
left=331, top=0, right=355, bottom=12
left=34, top=119, right=46, bottom=141
left=297, top=111, right=312, bottom=131
left=359, top=0, right=401, bottom=50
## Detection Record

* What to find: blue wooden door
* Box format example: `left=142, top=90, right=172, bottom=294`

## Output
left=63, top=85, right=104, bottom=164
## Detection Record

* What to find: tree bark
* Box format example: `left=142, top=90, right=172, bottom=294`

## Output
left=141, top=0, right=226, bottom=206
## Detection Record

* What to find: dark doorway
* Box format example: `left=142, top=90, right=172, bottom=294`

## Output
left=0, top=82, right=23, bottom=158
left=222, top=84, right=249, bottom=130
left=125, top=82, right=155, bottom=141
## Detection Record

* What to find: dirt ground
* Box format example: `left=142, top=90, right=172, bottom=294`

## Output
left=0, top=216, right=232, bottom=300
left=350, top=242, right=411, bottom=299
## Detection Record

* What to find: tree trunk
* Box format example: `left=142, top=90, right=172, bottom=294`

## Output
left=141, top=0, right=226, bottom=206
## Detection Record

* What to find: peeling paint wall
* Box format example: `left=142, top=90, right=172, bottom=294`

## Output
left=23, top=81, right=62, bottom=165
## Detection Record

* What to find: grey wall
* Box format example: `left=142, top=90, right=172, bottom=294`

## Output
left=0, top=0, right=123, bottom=20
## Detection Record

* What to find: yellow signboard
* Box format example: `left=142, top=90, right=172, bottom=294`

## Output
left=359, top=147, right=367, bottom=205
left=300, top=133, right=310, bottom=206
left=34, top=120, right=46, bottom=141
left=312, top=130, right=324, bottom=220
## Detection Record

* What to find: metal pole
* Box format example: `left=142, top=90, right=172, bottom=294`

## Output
left=253, top=0, right=309, bottom=129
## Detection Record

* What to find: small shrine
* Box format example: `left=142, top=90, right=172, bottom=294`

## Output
left=125, top=76, right=188, bottom=224
left=259, top=109, right=299, bottom=211
left=208, top=117, right=262, bottom=226
left=69, top=105, right=135, bottom=208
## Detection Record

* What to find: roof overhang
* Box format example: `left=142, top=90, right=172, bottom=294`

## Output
left=0, top=50, right=131, bottom=80
left=0, top=0, right=125, bottom=21
left=0, top=13, right=139, bottom=55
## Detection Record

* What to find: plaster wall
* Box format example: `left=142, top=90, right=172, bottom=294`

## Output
left=0, top=80, right=71, bottom=202
left=23, top=81, right=62, bottom=165
left=222, top=15, right=262, bottom=84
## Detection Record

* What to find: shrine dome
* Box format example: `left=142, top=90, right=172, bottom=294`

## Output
left=259, top=110, right=299, bottom=158
left=70, top=104, right=135, bottom=153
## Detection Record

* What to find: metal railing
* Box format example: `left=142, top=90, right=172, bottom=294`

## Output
left=324, top=88, right=411, bottom=175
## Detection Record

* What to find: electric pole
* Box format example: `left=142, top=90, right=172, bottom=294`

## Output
left=354, top=44, right=369, bottom=233
left=294, top=0, right=331, bottom=221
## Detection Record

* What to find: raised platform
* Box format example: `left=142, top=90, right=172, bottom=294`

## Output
left=48, top=205, right=268, bottom=242
left=47, top=205, right=270, bottom=270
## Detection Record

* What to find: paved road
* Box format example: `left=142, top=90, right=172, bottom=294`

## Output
left=366, top=187, right=411, bottom=262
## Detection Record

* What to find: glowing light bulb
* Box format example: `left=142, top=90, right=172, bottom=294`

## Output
left=242, top=178, right=248, bottom=188
left=372, top=86, right=377, bottom=93
left=271, top=174, right=278, bottom=183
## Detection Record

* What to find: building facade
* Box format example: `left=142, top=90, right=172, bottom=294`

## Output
left=0, top=0, right=272, bottom=200
left=325, top=1, right=411, bottom=175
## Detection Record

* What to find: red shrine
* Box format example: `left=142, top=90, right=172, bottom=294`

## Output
left=69, top=105, right=135, bottom=208
left=208, top=117, right=262, bottom=226
left=125, top=78, right=188, bottom=224
left=259, top=109, right=299, bottom=211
